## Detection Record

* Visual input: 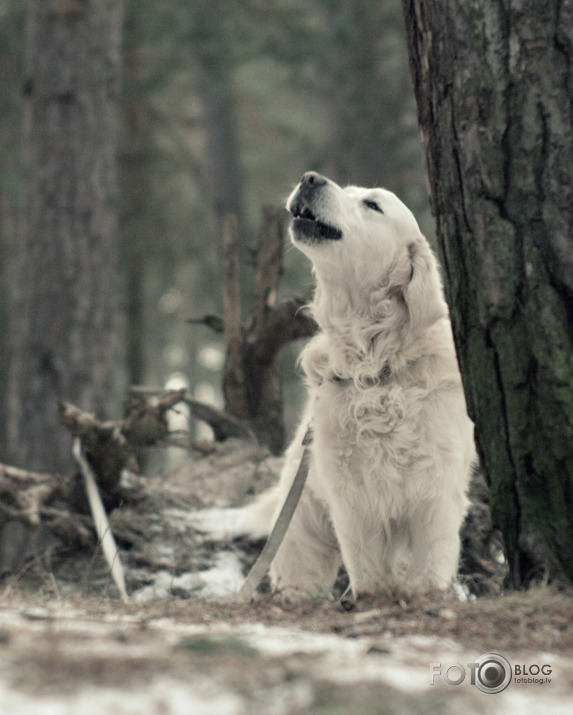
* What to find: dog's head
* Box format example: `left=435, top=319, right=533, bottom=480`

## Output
left=287, top=172, right=447, bottom=332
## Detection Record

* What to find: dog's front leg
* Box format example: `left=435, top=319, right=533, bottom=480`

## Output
left=409, top=497, right=467, bottom=590
left=327, top=498, right=391, bottom=598
left=269, top=483, right=342, bottom=600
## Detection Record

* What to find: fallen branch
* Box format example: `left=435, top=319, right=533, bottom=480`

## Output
left=0, top=464, right=60, bottom=527
left=72, top=439, right=129, bottom=602
left=122, top=388, right=187, bottom=446
left=128, top=386, right=252, bottom=442
left=58, top=388, right=244, bottom=506
left=0, top=463, right=109, bottom=549
left=58, top=400, right=132, bottom=498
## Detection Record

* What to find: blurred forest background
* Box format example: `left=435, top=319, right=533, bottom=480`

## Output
left=0, top=0, right=432, bottom=470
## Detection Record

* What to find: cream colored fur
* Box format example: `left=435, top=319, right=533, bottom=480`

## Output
left=195, top=174, right=475, bottom=599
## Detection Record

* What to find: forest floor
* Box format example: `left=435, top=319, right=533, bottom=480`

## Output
left=1, top=439, right=572, bottom=714
left=0, top=588, right=572, bottom=714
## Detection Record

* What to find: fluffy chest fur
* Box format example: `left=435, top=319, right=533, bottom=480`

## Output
left=303, top=322, right=472, bottom=521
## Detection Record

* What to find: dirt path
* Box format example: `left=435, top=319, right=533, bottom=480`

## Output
left=0, top=590, right=571, bottom=714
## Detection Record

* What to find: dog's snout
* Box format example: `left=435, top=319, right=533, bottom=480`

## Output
left=301, top=171, right=326, bottom=187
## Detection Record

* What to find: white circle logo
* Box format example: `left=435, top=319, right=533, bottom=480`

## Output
left=474, top=653, right=512, bottom=694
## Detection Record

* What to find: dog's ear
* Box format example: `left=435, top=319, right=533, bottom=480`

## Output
left=403, top=239, right=448, bottom=331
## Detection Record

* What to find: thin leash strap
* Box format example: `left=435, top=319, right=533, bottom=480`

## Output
left=236, top=426, right=312, bottom=601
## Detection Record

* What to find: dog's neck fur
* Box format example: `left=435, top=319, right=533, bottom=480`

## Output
left=303, top=239, right=449, bottom=388
left=306, top=277, right=413, bottom=386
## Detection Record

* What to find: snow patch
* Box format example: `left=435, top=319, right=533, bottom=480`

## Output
left=180, top=506, right=253, bottom=541
left=0, top=678, right=244, bottom=715
left=132, top=551, right=244, bottom=602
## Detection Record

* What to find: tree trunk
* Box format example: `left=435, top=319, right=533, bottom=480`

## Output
left=194, top=0, right=244, bottom=254
left=221, top=208, right=315, bottom=455
left=121, top=30, right=152, bottom=388
left=7, top=0, right=124, bottom=473
left=0, top=4, right=25, bottom=460
left=402, top=0, right=573, bottom=586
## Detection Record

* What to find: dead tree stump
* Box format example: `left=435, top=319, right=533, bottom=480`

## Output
left=198, top=207, right=317, bottom=454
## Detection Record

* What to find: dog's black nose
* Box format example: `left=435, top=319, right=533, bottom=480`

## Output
left=301, top=171, right=326, bottom=187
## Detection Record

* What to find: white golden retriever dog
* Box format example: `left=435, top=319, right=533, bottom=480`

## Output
left=199, top=172, right=475, bottom=599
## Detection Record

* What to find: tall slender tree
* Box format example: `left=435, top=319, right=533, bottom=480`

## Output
left=401, top=0, right=573, bottom=586
left=0, top=2, right=25, bottom=459
left=7, top=0, right=124, bottom=472
left=192, top=0, right=244, bottom=251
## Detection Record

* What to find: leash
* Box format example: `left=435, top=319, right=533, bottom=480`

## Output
left=236, top=427, right=312, bottom=601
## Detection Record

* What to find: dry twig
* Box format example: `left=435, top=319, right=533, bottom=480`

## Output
left=72, top=439, right=129, bottom=601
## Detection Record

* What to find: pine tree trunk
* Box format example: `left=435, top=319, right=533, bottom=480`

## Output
left=194, top=0, right=244, bottom=252
left=7, top=0, right=124, bottom=473
left=402, top=0, right=573, bottom=586
left=121, top=35, right=151, bottom=388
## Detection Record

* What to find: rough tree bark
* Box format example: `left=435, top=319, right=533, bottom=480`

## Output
left=121, top=28, right=152, bottom=388
left=402, top=0, right=573, bottom=586
left=7, top=0, right=124, bottom=473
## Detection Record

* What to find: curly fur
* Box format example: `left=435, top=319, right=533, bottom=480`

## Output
left=258, top=174, right=476, bottom=599
left=194, top=174, right=476, bottom=599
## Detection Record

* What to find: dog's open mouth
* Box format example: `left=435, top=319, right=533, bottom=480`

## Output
left=290, top=201, right=342, bottom=242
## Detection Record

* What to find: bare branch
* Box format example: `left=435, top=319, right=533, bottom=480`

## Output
left=58, top=401, right=131, bottom=496
left=186, top=315, right=225, bottom=333
left=128, top=386, right=252, bottom=442
left=252, top=297, right=317, bottom=365
left=72, top=438, right=129, bottom=602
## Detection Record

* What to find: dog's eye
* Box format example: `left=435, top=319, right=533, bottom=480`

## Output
left=363, top=200, right=383, bottom=214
